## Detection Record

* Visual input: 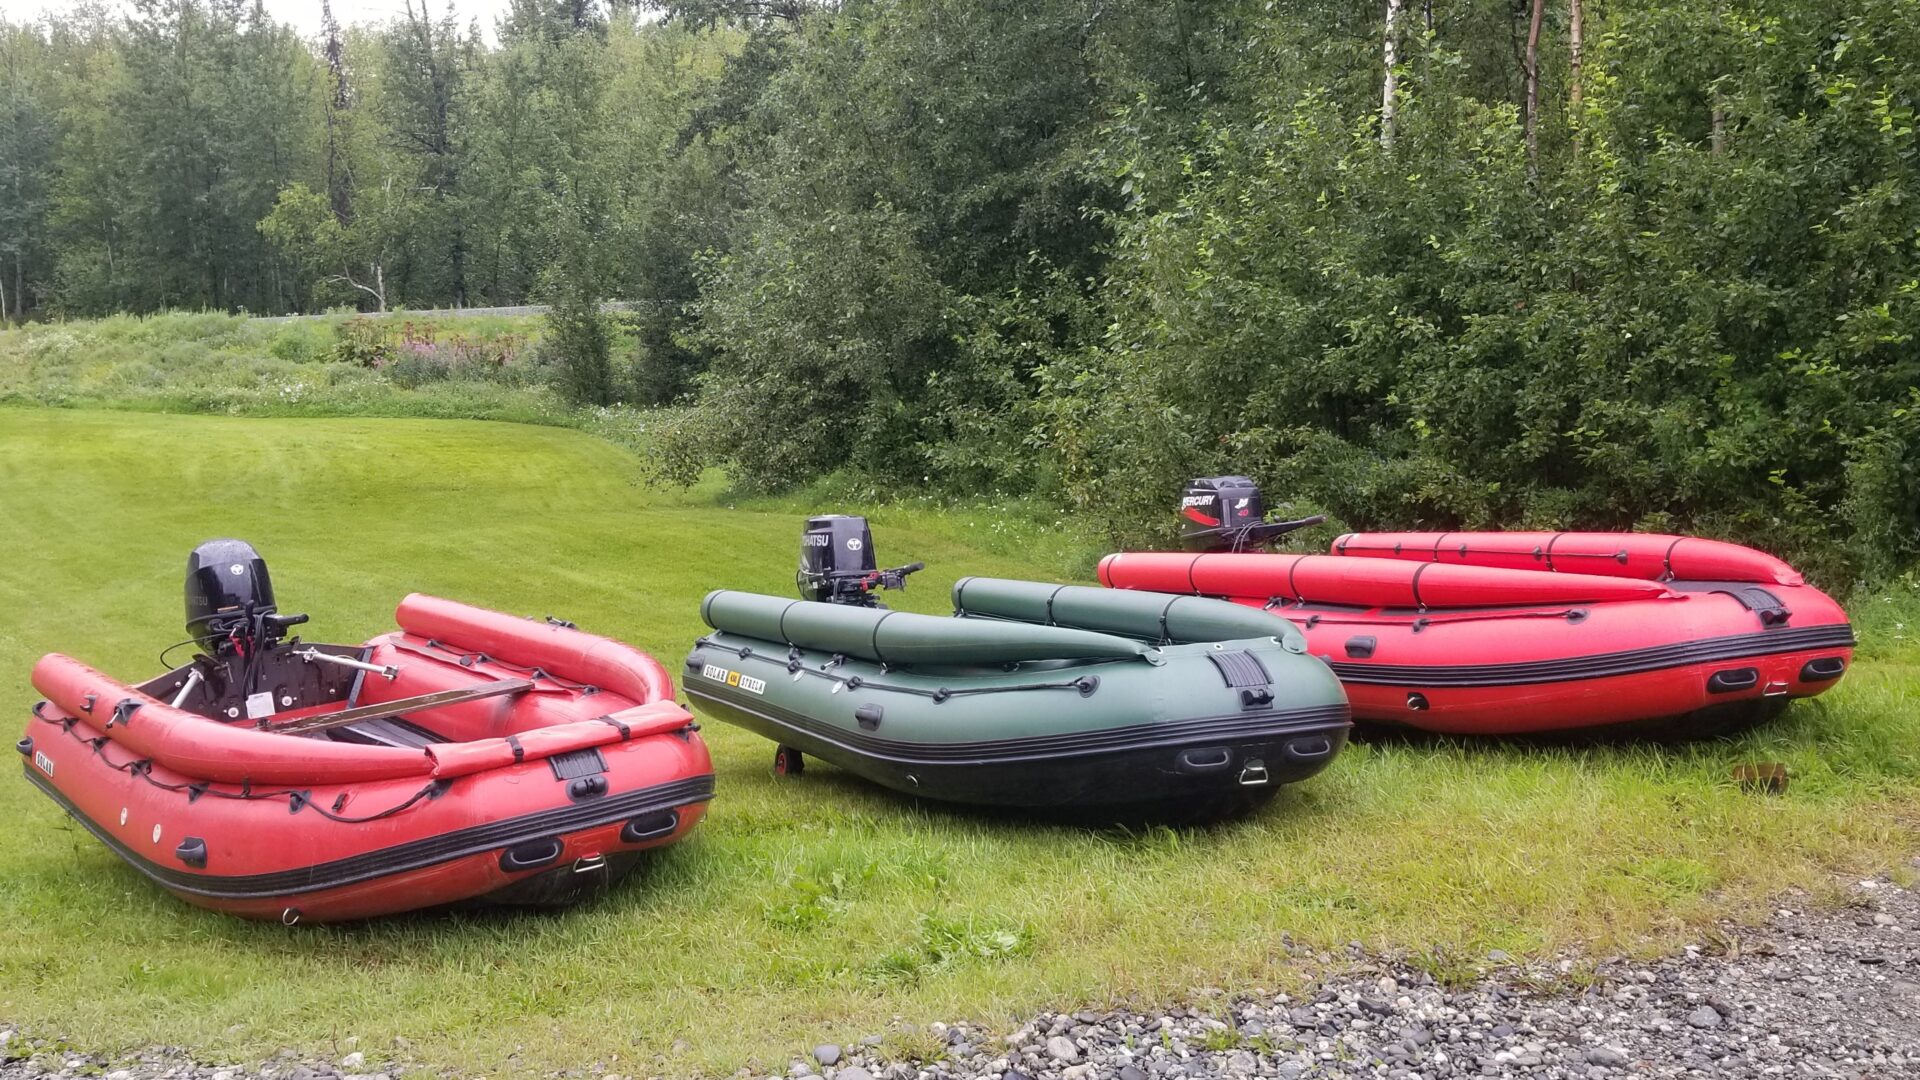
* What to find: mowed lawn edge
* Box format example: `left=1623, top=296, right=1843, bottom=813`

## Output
left=0, top=408, right=1915, bottom=1076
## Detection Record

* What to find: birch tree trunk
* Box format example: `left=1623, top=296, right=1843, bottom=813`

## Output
left=1524, top=0, right=1545, bottom=168
left=1569, top=0, right=1584, bottom=112
left=1381, top=0, right=1404, bottom=149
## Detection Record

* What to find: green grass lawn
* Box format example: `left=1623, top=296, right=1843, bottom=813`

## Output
left=1, top=408, right=1915, bottom=1076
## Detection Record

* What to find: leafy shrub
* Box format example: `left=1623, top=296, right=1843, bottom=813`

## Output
left=327, top=317, right=396, bottom=368
left=1055, top=3, right=1920, bottom=587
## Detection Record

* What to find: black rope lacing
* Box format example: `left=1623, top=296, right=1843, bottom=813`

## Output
left=408, top=638, right=597, bottom=694
left=43, top=707, right=450, bottom=823
left=713, top=640, right=1104, bottom=702
left=1285, top=605, right=1592, bottom=633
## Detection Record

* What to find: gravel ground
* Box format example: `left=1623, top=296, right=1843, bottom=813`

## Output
left=5, top=871, right=1916, bottom=1080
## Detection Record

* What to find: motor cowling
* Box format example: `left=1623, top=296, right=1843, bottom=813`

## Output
left=185, top=538, right=276, bottom=647
left=1181, top=476, right=1268, bottom=551
left=798, top=515, right=877, bottom=603
left=796, top=515, right=923, bottom=606
left=1179, top=476, right=1327, bottom=552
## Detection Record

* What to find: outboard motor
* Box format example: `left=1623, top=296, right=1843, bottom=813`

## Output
left=796, top=515, right=923, bottom=607
left=185, top=539, right=306, bottom=655
left=1180, top=476, right=1327, bottom=552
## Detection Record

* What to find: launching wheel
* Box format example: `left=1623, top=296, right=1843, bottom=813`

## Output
left=772, top=745, right=805, bottom=777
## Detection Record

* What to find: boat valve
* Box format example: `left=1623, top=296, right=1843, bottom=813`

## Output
left=1239, top=760, right=1270, bottom=786
left=169, top=667, right=206, bottom=709
left=296, top=648, right=399, bottom=681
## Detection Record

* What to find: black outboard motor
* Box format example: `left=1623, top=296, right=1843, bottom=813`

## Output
left=1180, top=476, right=1327, bottom=552
left=185, top=539, right=307, bottom=654
left=796, top=515, right=923, bottom=607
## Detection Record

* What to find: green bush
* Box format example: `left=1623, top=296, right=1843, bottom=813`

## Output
left=1053, top=0, right=1920, bottom=587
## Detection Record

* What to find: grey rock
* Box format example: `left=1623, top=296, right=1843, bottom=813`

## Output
left=10, top=879, right=1920, bottom=1080
left=338, top=1054, right=364, bottom=1073
left=815, top=1046, right=843, bottom=1067
left=1686, top=1006, right=1723, bottom=1029
left=1585, top=1046, right=1629, bottom=1067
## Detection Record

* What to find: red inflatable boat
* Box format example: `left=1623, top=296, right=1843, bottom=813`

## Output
left=1099, top=483, right=1854, bottom=737
left=18, top=541, right=712, bottom=922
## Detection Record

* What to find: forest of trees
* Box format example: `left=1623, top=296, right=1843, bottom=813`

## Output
left=1, top=0, right=1916, bottom=581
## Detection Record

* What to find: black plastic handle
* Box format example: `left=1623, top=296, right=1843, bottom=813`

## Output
left=498, top=837, right=564, bottom=872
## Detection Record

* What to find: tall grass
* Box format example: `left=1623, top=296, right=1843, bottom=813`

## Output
left=0, top=311, right=576, bottom=424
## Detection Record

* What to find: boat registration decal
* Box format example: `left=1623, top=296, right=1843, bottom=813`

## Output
left=33, top=749, right=55, bottom=777
left=701, top=663, right=765, bottom=695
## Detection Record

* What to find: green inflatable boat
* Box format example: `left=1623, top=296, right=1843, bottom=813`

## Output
left=683, top=577, right=1350, bottom=817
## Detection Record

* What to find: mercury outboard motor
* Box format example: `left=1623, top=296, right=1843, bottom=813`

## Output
left=1180, top=476, right=1327, bottom=552
left=185, top=539, right=307, bottom=654
left=797, top=515, right=923, bottom=607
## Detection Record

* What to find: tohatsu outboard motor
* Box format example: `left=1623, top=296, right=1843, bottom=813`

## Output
left=796, top=515, right=924, bottom=607
left=1179, top=476, right=1327, bottom=552
left=184, top=539, right=307, bottom=655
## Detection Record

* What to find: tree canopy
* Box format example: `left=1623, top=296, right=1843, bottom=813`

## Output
left=1, top=0, right=1914, bottom=581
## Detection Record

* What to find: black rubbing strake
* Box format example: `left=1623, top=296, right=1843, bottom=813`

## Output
left=683, top=686, right=1347, bottom=766
left=1328, top=625, right=1854, bottom=687
left=21, top=769, right=712, bottom=900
